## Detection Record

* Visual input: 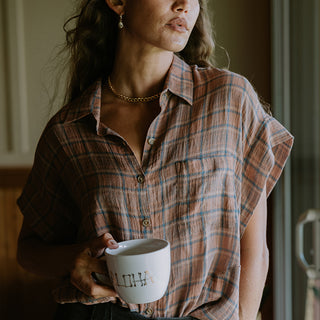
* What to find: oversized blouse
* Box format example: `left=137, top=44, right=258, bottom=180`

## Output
left=17, top=55, right=293, bottom=319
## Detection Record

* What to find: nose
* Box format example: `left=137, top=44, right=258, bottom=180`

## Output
left=172, top=0, right=191, bottom=13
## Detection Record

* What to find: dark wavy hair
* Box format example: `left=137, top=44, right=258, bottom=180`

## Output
left=61, top=0, right=215, bottom=104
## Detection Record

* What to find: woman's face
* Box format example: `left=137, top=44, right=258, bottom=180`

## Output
left=122, top=0, right=200, bottom=53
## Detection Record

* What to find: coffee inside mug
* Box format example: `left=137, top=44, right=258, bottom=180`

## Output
left=105, top=238, right=168, bottom=256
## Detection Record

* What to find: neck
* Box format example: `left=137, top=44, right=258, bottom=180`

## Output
left=109, top=36, right=174, bottom=99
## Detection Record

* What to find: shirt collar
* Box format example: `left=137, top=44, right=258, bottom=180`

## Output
left=163, top=54, right=194, bottom=106
left=63, top=80, right=103, bottom=132
left=63, top=54, right=194, bottom=127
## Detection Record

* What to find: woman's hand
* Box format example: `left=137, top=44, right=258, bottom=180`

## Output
left=70, top=233, right=119, bottom=299
left=17, top=220, right=119, bottom=299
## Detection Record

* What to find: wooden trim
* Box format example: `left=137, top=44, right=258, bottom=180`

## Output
left=0, top=168, right=30, bottom=188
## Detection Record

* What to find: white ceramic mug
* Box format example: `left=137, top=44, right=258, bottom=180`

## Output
left=97, top=238, right=171, bottom=304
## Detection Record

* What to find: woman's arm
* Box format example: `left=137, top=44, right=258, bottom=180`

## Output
left=17, top=219, right=119, bottom=299
left=239, top=188, right=269, bottom=320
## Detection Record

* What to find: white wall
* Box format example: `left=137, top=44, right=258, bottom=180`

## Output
left=0, top=0, right=73, bottom=166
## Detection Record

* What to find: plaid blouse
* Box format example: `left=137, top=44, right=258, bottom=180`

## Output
left=17, top=55, right=293, bottom=319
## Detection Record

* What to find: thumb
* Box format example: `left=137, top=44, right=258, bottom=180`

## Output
left=90, top=233, right=118, bottom=257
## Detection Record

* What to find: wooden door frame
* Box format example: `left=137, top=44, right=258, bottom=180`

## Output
left=271, top=0, right=320, bottom=319
left=271, top=0, right=293, bottom=319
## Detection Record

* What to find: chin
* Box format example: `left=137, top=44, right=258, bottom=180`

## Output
left=151, top=35, right=189, bottom=54
left=165, top=40, right=189, bottom=53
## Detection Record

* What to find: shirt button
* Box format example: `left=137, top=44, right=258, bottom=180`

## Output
left=147, top=137, right=156, bottom=145
left=142, top=218, right=151, bottom=228
left=137, top=175, right=145, bottom=184
left=145, top=307, right=153, bottom=316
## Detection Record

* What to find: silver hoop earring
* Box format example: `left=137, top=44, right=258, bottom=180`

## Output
left=118, top=14, right=124, bottom=29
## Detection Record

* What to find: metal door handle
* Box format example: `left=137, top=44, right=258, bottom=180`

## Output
left=295, top=209, right=320, bottom=279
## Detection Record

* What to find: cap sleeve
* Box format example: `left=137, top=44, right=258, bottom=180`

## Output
left=239, top=80, right=293, bottom=237
left=17, top=123, right=78, bottom=244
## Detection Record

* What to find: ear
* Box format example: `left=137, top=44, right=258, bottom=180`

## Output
left=105, top=0, right=126, bottom=15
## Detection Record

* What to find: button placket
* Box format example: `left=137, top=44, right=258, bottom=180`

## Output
left=137, top=174, right=145, bottom=184
left=142, top=218, right=151, bottom=228
left=145, top=307, right=153, bottom=316
left=136, top=170, right=153, bottom=234
left=147, top=137, right=156, bottom=146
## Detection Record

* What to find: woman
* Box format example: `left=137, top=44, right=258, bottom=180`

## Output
left=17, top=0, right=293, bottom=319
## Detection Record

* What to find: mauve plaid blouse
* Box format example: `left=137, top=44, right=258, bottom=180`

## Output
left=17, top=55, right=293, bottom=319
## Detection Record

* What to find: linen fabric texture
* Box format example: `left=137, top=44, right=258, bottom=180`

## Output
left=17, top=55, right=293, bottom=319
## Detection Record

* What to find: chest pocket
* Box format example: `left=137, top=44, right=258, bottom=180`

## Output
left=175, top=156, right=238, bottom=238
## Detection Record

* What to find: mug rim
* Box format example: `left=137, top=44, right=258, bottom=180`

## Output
left=105, top=238, right=170, bottom=257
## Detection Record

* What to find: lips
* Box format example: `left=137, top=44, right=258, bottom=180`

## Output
left=166, top=17, right=189, bottom=32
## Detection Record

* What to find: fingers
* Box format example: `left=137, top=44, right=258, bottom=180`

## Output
left=90, top=233, right=119, bottom=257
left=91, top=257, right=108, bottom=274
left=71, top=272, right=117, bottom=299
left=69, top=233, right=120, bottom=299
left=73, top=250, right=108, bottom=275
left=103, top=233, right=119, bottom=249
left=70, top=252, right=118, bottom=299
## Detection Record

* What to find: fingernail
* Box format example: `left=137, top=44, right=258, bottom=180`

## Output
left=109, top=240, right=118, bottom=246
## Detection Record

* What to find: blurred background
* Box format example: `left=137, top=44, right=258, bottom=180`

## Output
left=0, top=0, right=319, bottom=319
